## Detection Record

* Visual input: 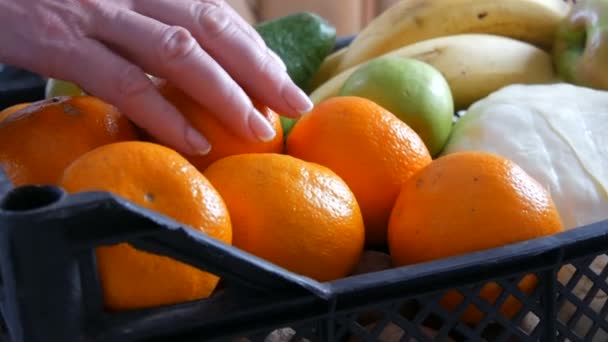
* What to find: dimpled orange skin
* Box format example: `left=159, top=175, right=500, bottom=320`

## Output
left=59, top=141, right=232, bottom=311
left=286, top=96, right=432, bottom=247
left=156, top=81, right=284, bottom=171
left=0, top=96, right=138, bottom=186
left=203, top=153, right=365, bottom=282
left=388, top=151, right=564, bottom=323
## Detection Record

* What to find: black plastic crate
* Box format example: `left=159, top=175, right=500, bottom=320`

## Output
left=0, top=65, right=45, bottom=110
left=1, top=170, right=608, bottom=342
left=2, top=46, right=608, bottom=342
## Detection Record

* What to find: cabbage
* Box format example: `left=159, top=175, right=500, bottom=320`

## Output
left=441, top=83, right=608, bottom=339
left=442, top=83, right=608, bottom=230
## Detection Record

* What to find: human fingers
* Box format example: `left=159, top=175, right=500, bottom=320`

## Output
left=219, top=1, right=266, bottom=49
left=90, top=7, right=277, bottom=143
left=134, top=0, right=312, bottom=118
left=220, top=3, right=288, bottom=72
left=61, top=38, right=212, bottom=156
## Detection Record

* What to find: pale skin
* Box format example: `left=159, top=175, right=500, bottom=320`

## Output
left=0, top=0, right=313, bottom=155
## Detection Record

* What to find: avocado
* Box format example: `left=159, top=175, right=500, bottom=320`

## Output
left=255, top=12, right=337, bottom=93
left=255, top=12, right=336, bottom=137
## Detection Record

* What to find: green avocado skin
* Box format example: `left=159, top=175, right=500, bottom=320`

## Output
left=255, top=12, right=337, bottom=93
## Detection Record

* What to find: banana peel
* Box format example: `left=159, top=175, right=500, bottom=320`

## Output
left=335, top=0, right=572, bottom=76
left=310, top=34, right=558, bottom=111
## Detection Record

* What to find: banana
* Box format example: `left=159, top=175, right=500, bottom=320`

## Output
left=309, top=34, right=558, bottom=110
left=308, top=47, right=348, bottom=92
left=334, top=0, right=572, bottom=76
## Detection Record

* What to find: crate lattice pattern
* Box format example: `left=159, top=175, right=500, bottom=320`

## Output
left=0, top=315, right=6, bottom=342
left=227, top=253, right=608, bottom=341
left=3, top=254, right=608, bottom=341
left=229, top=273, right=545, bottom=341
left=555, top=254, right=608, bottom=341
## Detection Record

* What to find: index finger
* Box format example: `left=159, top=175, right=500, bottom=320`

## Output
left=135, top=0, right=313, bottom=118
left=61, top=38, right=213, bottom=156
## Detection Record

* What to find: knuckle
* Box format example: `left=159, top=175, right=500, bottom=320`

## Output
left=115, top=65, right=151, bottom=98
left=196, top=0, right=224, bottom=10
left=204, top=0, right=224, bottom=5
left=192, top=1, right=233, bottom=40
left=37, top=0, right=91, bottom=37
left=78, top=0, right=103, bottom=13
left=252, top=53, right=275, bottom=77
left=43, top=41, right=81, bottom=78
left=159, top=26, right=197, bottom=63
left=36, top=11, right=71, bottom=40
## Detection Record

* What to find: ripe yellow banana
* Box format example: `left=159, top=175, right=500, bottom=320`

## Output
left=310, top=34, right=558, bottom=110
left=309, top=47, right=348, bottom=91
left=335, top=0, right=572, bottom=76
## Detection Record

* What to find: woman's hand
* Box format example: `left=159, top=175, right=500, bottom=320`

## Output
left=0, top=0, right=312, bottom=155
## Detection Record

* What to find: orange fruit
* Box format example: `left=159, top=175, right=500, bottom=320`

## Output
left=59, top=141, right=232, bottom=311
left=388, top=151, right=564, bottom=323
left=203, top=153, right=365, bottom=282
left=0, top=102, right=30, bottom=121
left=286, top=96, right=432, bottom=247
left=156, top=81, right=284, bottom=171
left=0, top=96, right=138, bottom=187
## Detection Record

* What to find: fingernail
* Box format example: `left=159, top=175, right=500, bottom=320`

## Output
left=185, top=126, right=212, bottom=155
left=284, top=83, right=314, bottom=114
left=249, top=110, right=276, bottom=142
left=269, top=49, right=287, bottom=71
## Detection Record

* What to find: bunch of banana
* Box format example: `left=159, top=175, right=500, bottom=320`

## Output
left=310, top=0, right=574, bottom=109
left=310, top=34, right=557, bottom=109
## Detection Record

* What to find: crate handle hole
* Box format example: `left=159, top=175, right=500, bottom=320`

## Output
left=0, top=185, right=64, bottom=212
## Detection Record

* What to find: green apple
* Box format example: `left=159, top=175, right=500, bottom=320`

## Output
left=45, top=78, right=86, bottom=99
left=338, top=56, right=454, bottom=156
left=553, top=0, right=608, bottom=90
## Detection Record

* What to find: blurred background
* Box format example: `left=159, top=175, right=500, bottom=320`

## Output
left=226, top=0, right=399, bottom=36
